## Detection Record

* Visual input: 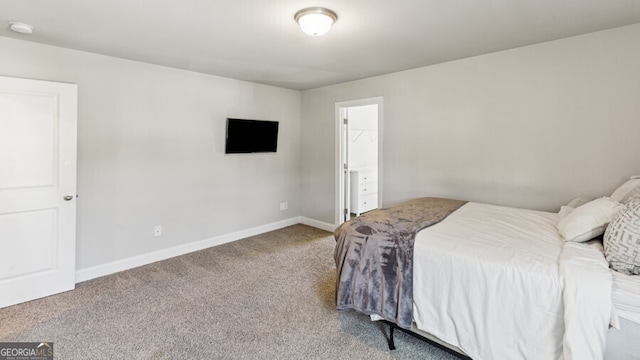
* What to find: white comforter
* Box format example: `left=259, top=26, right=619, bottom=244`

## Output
left=412, top=202, right=614, bottom=360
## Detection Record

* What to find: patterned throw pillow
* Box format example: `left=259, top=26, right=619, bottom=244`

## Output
left=604, top=201, right=640, bottom=275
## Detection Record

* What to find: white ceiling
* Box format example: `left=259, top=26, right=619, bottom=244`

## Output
left=1, top=0, right=640, bottom=90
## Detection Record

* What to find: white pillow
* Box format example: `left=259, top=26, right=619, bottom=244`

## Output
left=566, top=196, right=593, bottom=208
left=558, top=197, right=622, bottom=243
left=604, top=201, right=640, bottom=275
left=621, top=187, right=640, bottom=205
left=558, top=196, right=594, bottom=219
left=610, top=177, right=640, bottom=203
left=558, top=205, right=574, bottom=219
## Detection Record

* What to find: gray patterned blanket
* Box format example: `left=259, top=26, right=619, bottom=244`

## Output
left=334, top=197, right=466, bottom=329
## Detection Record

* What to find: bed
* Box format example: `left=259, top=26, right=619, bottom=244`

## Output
left=334, top=177, right=640, bottom=360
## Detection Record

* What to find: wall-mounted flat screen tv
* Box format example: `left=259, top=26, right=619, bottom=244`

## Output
left=225, top=118, right=279, bottom=154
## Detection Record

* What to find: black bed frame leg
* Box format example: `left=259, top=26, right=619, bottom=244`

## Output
left=388, top=322, right=396, bottom=350
left=381, top=320, right=471, bottom=359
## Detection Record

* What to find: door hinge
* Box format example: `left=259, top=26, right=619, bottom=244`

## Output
left=343, top=118, right=348, bottom=125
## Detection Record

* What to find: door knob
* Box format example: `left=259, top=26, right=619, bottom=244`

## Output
left=64, top=194, right=74, bottom=201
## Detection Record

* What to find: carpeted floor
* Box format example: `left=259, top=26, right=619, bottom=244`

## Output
left=0, top=224, right=458, bottom=359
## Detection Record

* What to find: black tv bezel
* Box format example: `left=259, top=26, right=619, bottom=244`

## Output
left=225, top=118, right=279, bottom=154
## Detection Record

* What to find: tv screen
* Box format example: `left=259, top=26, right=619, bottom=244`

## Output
left=225, top=118, right=279, bottom=154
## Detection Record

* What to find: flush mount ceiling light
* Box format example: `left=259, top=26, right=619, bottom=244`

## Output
left=9, top=22, right=34, bottom=34
left=294, top=7, right=337, bottom=36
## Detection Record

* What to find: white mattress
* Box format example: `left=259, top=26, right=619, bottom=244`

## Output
left=412, top=202, right=613, bottom=360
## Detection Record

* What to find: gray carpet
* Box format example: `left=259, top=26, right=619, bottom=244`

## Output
left=0, top=224, right=457, bottom=359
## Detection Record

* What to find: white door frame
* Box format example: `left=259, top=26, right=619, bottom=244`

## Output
left=335, top=97, right=383, bottom=225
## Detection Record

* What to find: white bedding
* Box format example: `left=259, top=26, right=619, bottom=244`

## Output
left=580, top=239, right=640, bottom=326
left=611, top=270, right=640, bottom=324
left=412, top=202, right=614, bottom=360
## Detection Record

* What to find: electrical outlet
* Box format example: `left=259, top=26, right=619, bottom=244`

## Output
left=279, top=202, right=288, bottom=210
left=154, top=225, right=162, bottom=237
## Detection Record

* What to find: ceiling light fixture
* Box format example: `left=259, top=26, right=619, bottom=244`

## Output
left=9, top=22, right=34, bottom=34
left=294, top=7, right=337, bottom=36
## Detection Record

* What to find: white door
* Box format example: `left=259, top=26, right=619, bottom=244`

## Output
left=335, top=97, right=383, bottom=225
left=346, top=105, right=378, bottom=217
left=0, top=76, right=78, bottom=308
left=341, top=107, right=350, bottom=222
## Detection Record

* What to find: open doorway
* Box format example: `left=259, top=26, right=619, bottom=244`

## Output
left=335, top=97, right=383, bottom=225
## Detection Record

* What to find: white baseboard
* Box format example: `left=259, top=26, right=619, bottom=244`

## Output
left=299, top=216, right=337, bottom=232
left=75, top=217, right=300, bottom=283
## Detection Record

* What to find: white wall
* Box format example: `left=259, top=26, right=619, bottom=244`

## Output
left=0, top=37, right=301, bottom=272
left=301, top=24, right=640, bottom=224
left=3, top=22, right=640, bottom=272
